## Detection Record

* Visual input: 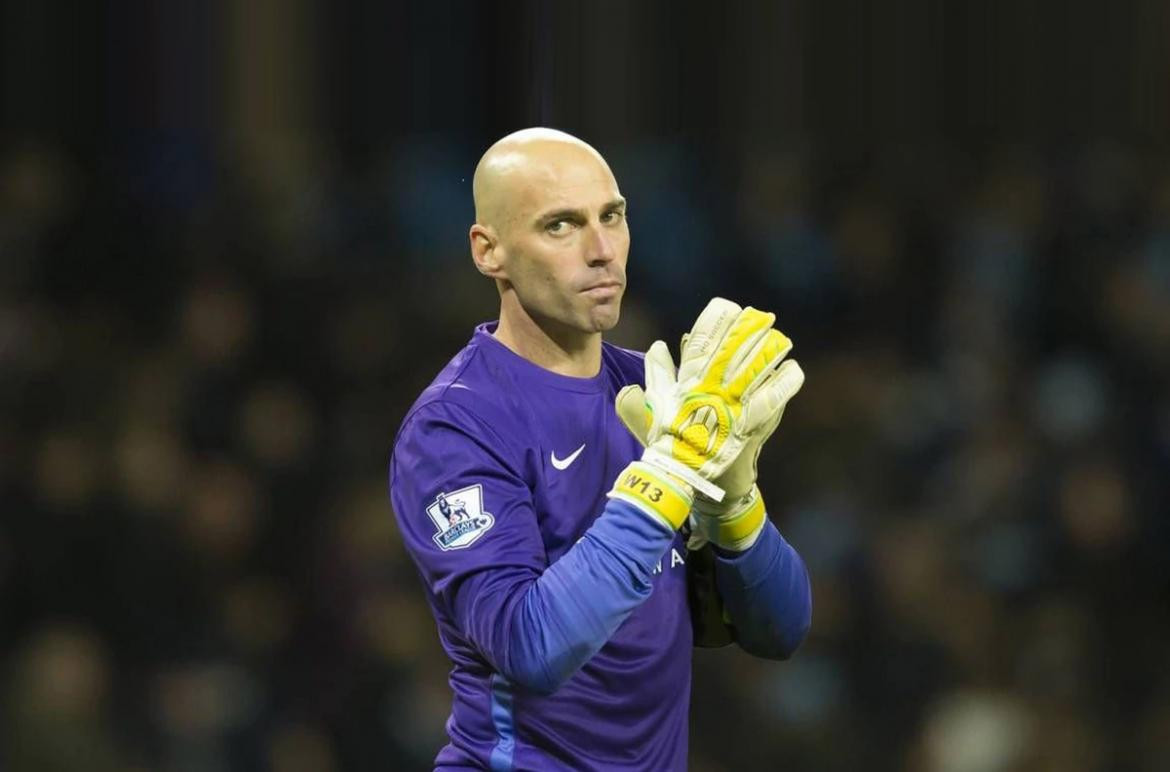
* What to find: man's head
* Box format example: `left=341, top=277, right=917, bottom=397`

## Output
left=470, top=128, right=629, bottom=336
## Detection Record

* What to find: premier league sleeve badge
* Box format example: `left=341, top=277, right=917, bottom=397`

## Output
left=426, top=484, right=496, bottom=550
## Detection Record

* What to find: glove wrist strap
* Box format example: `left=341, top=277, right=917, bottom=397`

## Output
left=608, top=460, right=695, bottom=531
left=694, top=485, right=767, bottom=551
left=639, top=448, right=726, bottom=502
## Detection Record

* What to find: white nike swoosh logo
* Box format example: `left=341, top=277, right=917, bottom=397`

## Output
left=550, top=443, right=586, bottom=470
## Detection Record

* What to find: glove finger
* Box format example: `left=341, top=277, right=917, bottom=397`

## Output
left=644, top=340, right=678, bottom=399
left=677, top=298, right=743, bottom=381
left=699, top=306, right=776, bottom=390
left=615, top=385, right=652, bottom=447
left=732, top=327, right=794, bottom=401
left=751, top=403, right=786, bottom=450
left=741, top=359, right=804, bottom=434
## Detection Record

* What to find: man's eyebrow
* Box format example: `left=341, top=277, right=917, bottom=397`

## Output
left=534, top=198, right=627, bottom=225
left=535, top=207, right=586, bottom=225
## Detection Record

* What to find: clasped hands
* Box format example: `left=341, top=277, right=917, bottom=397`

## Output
left=614, top=298, right=804, bottom=551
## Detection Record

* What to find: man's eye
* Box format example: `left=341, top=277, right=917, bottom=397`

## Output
left=546, top=220, right=571, bottom=234
left=602, top=210, right=625, bottom=224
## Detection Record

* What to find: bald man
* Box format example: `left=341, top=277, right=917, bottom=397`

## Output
left=390, top=129, right=812, bottom=771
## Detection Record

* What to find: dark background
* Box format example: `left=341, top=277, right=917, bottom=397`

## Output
left=3, top=1, right=1170, bottom=770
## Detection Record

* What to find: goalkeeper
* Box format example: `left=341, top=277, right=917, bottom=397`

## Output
left=389, top=128, right=812, bottom=771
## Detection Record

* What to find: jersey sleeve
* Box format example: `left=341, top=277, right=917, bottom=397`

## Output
left=714, top=520, right=812, bottom=660
left=390, top=400, right=676, bottom=695
left=390, top=400, right=546, bottom=610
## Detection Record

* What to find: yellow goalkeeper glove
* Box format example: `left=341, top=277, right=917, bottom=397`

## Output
left=615, top=298, right=804, bottom=549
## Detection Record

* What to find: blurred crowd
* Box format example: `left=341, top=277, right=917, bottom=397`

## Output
left=2, top=134, right=1169, bottom=771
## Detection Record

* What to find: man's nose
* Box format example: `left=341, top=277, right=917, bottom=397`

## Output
left=585, top=223, right=616, bottom=266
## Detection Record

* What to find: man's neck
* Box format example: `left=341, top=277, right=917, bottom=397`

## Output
left=493, top=299, right=602, bottom=378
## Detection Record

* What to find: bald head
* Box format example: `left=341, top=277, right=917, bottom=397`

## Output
left=472, top=128, right=615, bottom=232
left=466, top=127, right=630, bottom=346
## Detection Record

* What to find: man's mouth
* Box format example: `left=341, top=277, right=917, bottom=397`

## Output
left=582, top=280, right=622, bottom=292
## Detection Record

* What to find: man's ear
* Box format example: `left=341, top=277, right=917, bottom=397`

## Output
left=470, top=224, right=505, bottom=278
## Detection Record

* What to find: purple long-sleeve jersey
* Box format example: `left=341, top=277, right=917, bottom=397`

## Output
left=390, top=322, right=811, bottom=771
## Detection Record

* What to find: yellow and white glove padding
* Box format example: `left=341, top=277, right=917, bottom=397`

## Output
left=615, top=298, right=805, bottom=549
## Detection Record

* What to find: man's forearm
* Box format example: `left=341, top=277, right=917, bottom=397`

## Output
left=714, top=520, right=812, bottom=659
left=457, top=497, right=676, bottom=695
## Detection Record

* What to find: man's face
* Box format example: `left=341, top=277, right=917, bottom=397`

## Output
left=489, top=145, right=629, bottom=334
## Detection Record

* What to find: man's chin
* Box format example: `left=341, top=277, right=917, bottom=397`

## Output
left=588, top=305, right=621, bottom=332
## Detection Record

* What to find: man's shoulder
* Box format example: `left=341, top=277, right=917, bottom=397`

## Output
left=395, top=334, right=644, bottom=451
left=602, top=341, right=646, bottom=386
left=395, top=333, right=525, bottom=448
